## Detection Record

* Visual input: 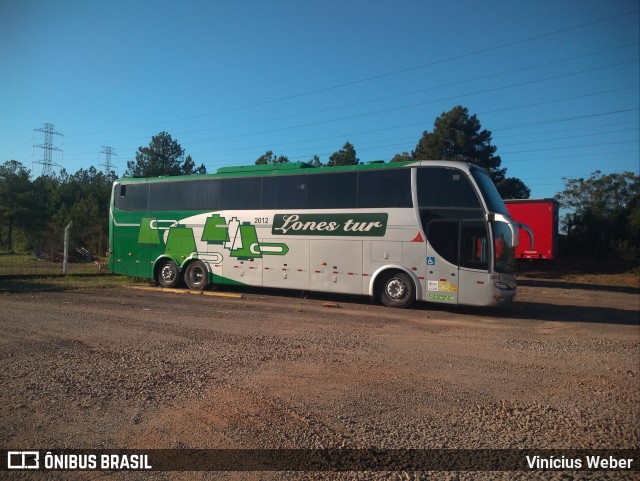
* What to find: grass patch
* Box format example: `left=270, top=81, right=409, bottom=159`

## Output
left=0, top=274, right=147, bottom=293
left=0, top=255, right=151, bottom=292
left=518, top=257, right=640, bottom=287
left=0, top=253, right=102, bottom=276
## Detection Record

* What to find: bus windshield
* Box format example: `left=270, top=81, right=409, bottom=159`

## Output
left=492, top=221, right=516, bottom=274
left=470, top=167, right=509, bottom=215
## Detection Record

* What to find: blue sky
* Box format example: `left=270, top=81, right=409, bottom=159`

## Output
left=1, top=0, right=638, bottom=199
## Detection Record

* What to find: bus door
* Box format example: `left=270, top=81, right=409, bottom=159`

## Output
left=457, top=220, right=492, bottom=306
left=114, top=225, right=142, bottom=278
left=425, top=220, right=459, bottom=304
left=426, top=220, right=491, bottom=305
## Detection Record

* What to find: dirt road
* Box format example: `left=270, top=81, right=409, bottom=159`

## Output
left=1, top=281, right=638, bottom=480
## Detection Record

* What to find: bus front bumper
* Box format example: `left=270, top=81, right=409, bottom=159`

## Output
left=492, top=282, right=516, bottom=305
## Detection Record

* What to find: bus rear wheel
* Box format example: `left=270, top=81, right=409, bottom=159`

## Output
left=184, top=260, right=209, bottom=291
left=379, top=271, right=415, bottom=308
left=157, top=259, right=180, bottom=288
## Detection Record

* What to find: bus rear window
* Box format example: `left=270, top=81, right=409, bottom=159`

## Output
left=115, top=183, right=148, bottom=211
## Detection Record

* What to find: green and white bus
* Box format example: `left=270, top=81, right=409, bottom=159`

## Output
left=108, top=160, right=529, bottom=308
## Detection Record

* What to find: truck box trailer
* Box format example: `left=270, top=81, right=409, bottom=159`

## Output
left=505, top=198, right=559, bottom=260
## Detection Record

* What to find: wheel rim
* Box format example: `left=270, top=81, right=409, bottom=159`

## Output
left=188, top=266, right=205, bottom=285
left=161, top=264, right=177, bottom=283
left=386, top=278, right=407, bottom=300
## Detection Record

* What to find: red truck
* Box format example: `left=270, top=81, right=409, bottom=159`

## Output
left=504, top=198, right=559, bottom=260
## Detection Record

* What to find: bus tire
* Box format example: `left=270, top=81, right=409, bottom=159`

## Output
left=157, top=259, right=180, bottom=288
left=184, top=260, right=209, bottom=291
left=379, top=271, right=415, bottom=308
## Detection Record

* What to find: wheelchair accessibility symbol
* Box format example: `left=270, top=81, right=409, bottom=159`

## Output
left=427, top=257, right=436, bottom=266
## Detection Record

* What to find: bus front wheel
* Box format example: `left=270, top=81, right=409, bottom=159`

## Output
left=184, top=260, right=209, bottom=291
left=157, top=259, right=180, bottom=288
left=379, top=271, right=415, bottom=308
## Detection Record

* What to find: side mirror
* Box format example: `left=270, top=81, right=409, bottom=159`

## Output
left=516, top=223, right=535, bottom=250
left=488, top=213, right=520, bottom=247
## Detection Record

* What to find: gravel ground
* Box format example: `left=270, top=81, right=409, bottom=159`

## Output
left=0, top=281, right=638, bottom=480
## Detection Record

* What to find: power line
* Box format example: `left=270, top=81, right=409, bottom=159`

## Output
left=501, top=139, right=638, bottom=155
left=60, top=43, right=638, bottom=151
left=60, top=44, right=638, bottom=159
left=498, top=127, right=639, bottom=148
left=501, top=150, right=639, bottom=164
left=494, top=120, right=639, bottom=140
left=153, top=53, right=639, bottom=143
left=187, top=121, right=638, bottom=160
left=478, top=85, right=638, bottom=117
left=68, top=10, right=639, bottom=137
left=492, top=108, right=640, bottom=132
left=178, top=59, right=637, bottom=146
left=133, top=44, right=638, bottom=141
left=182, top=78, right=638, bottom=149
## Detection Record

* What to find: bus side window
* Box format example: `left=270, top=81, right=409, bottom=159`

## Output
left=262, top=175, right=307, bottom=209
left=307, top=173, right=357, bottom=209
left=182, top=179, right=221, bottom=210
left=221, top=177, right=262, bottom=210
left=149, top=182, right=182, bottom=211
left=357, top=169, right=411, bottom=208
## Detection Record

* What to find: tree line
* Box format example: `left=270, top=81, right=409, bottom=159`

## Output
left=0, top=162, right=116, bottom=254
left=556, top=170, right=639, bottom=255
left=1, top=105, right=637, bottom=257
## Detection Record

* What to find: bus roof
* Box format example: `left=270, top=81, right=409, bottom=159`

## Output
left=115, top=160, right=476, bottom=183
